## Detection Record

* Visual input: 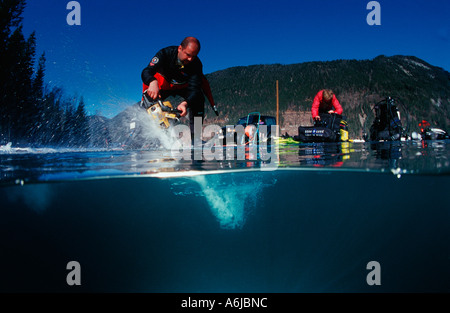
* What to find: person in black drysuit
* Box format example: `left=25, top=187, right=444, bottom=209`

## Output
left=141, top=36, right=216, bottom=140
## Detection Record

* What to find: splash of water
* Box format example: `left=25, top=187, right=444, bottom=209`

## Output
left=126, top=105, right=180, bottom=150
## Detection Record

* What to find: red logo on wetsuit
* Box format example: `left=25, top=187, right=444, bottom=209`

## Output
left=150, top=57, right=159, bottom=66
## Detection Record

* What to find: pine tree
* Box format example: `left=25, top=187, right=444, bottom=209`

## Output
left=40, top=86, right=64, bottom=145
left=30, top=52, right=46, bottom=143
left=3, top=26, right=34, bottom=141
left=33, top=52, right=45, bottom=103
left=0, top=0, right=26, bottom=143
left=62, top=102, right=75, bottom=146
left=0, top=0, right=38, bottom=143
left=73, top=97, right=90, bottom=147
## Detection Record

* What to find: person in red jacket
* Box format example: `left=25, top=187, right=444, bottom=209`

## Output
left=311, top=89, right=343, bottom=122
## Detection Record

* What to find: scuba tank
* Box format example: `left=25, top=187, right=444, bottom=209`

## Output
left=369, top=97, right=406, bottom=141
left=339, top=119, right=349, bottom=142
left=140, top=92, right=182, bottom=129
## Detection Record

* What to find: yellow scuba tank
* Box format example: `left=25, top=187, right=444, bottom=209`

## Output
left=339, top=119, right=349, bottom=142
left=340, top=128, right=349, bottom=142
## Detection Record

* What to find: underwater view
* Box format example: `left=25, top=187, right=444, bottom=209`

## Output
left=1, top=140, right=449, bottom=293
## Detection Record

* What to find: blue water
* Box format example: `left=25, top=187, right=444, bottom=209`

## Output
left=0, top=140, right=449, bottom=292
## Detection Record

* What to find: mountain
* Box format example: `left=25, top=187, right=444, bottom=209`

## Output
left=204, top=55, right=450, bottom=139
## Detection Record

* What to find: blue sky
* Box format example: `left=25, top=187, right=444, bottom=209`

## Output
left=22, top=0, right=450, bottom=118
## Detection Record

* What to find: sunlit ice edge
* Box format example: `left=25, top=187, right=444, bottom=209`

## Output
left=33, top=167, right=402, bottom=184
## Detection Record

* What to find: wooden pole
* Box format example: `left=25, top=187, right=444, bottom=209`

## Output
left=276, top=80, right=279, bottom=137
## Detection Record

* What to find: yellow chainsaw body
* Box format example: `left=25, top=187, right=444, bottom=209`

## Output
left=146, top=100, right=179, bottom=129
